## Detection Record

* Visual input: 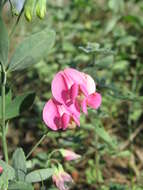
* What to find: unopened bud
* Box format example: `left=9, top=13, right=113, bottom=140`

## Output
left=36, top=0, right=46, bottom=19
left=0, top=166, right=3, bottom=174
left=24, top=0, right=36, bottom=22
left=60, top=149, right=81, bottom=161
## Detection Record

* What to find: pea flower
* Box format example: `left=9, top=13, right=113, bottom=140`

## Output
left=52, top=165, right=73, bottom=190
left=52, top=68, right=102, bottom=114
left=60, top=149, right=81, bottom=161
left=0, top=166, right=3, bottom=174
left=43, top=98, right=80, bottom=130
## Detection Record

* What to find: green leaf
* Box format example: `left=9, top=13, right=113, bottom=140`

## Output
left=0, top=160, right=15, bottom=189
left=8, top=181, right=34, bottom=190
left=8, top=28, right=55, bottom=71
left=0, top=15, right=9, bottom=66
left=0, top=160, right=15, bottom=180
left=25, top=168, right=54, bottom=183
left=113, top=150, right=131, bottom=158
left=5, top=92, right=36, bottom=120
left=0, top=91, right=35, bottom=120
left=12, top=148, right=27, bottom=181
left=95, top=55, right=114, bottom=69
left=112, top=60, right=129, bottom=71
left=105, top=16, right=120, bottom=34
left=108, top=0, right=124, bottom=13
left=94, top=125, right=116, bottom=149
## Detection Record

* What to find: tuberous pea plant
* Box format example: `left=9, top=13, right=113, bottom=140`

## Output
left=0, top=1, right=102, bottom=190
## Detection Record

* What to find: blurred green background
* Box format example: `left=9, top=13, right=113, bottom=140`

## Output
left=2, top=0, right=143, bottom=189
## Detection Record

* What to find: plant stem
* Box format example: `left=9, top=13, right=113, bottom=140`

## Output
left=48, top=149, right=59, bottom=159
left=9, top=2, right=25, bottom=39
left=1, top=63, right=8, bottom=163
left=95, top=134, right=99, bottom=183
left=26, top=132, right=48, bottom=159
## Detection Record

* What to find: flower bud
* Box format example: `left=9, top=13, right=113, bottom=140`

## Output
left=60, top=149, right=81, bottom=161
left=24, top=0, right=36, bottom=22
left=52, top=164, right=73, bottom=190
left=0, top=166, right=3, bottom=174
left=36, top=0, right=46, bottom=19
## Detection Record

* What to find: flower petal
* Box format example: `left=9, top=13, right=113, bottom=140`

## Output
left=61, top=113, right=70, bottom=130
left=52, top=71, right=69, bottom=104
left=81, top=73, right=96, bottom=94
left=43, top=99, right=60, bottom=130
left=72, top=114, right=80, bottom=127
left=79, top=84, right=88, bottom=96
left=86, top=92, right=102, bottom=109
left=70, top=83, right=79, bottom=101
left=81, top=98, right=87, bottom=114
left=64, top=68, right=86, bottom=86
left=68, top=102, right=80, bottom=118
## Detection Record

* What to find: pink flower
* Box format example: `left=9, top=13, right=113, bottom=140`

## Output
left=52, top=68, right=102, bottom=114
left=60, top=149, right=81, bottom=161
left=52, top=165, right=73, bottom=190
left=0, top=166, right=3, bottom=174
left=43, top=98, right=80, bottom=130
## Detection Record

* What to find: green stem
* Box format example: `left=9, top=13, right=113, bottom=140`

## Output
left=26, top=132, right=48, bottom=159
left=48, top=158, right=59, bottom=166
left=1, top=63, right=8, bottom=163
left=9, top=1, right=25, bottom=39
left=48, top=149, right=59, bottom=159
left=95, top=134, right=99, bottom=183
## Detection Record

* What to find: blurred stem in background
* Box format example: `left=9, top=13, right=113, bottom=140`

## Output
left=1, top=63, right=9, bottom=163
left=95, top=134, right=100, bottom=184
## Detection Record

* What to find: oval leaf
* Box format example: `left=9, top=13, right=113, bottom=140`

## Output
left=25, top=168, right=54, bottom=183
left=0, top=91, right=35, bottom=120
left=0, top=160, right=15, bottom=180
left=0, top=160, right=15, bottom=189
left=12, top=148, right=27, bottom=181
left=8, top=181, right=34, bottom=190
left=8, top=28, right=55, bottom=71
left=5, top=92, right=36, bottom=120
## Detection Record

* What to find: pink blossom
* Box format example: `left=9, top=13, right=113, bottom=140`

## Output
left=43, top=98, right=80, bottom=130
left=52, top=68, right=102, bottom=114
left=52, top=165, right=73, bottom=190
left=0, top=166, right=3, bottom=174
left=60, top=149, right=81, bottom=161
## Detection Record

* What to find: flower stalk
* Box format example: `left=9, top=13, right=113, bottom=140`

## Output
left=26, top=132, right=49, bottom=159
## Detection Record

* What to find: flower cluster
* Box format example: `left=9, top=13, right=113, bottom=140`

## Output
left=43, top=68, right=102, bottom=130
